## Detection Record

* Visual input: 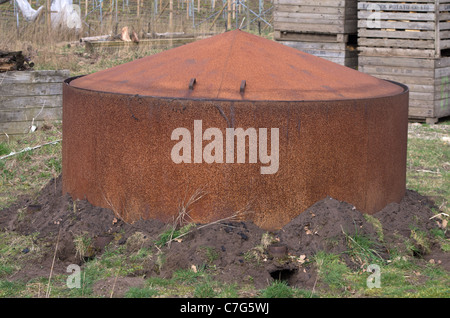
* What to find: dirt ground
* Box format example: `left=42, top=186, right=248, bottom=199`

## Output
left=0, top=175, right=448, bottom=296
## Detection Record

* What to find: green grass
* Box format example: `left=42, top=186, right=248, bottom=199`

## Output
left=406, top=131, right=450, bottom=215
left=0, top=143, right=12, bottom=156
left=125, top=285, right=160, bottom=298
left=260, top=280, right=294, bottom=298
left=342, top=226, right=385, bottom=266
left=154, top=223, right=196, bottom=248
left=313, top=251, right=351, bottom=293
left=0, top=232, right=41, bottom=279
left=0, top=123, right=62, bottom=209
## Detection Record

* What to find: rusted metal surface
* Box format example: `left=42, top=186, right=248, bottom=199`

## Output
left=63, top=30, right=409, bottom=230
left=69, top=30, right=403, bottom=101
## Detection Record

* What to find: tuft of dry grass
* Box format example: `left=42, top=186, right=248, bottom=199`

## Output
left=0, top=121, right=62, bottom=209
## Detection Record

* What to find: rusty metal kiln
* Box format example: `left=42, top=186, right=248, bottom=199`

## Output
left=62, top=30, right=409, bottom=230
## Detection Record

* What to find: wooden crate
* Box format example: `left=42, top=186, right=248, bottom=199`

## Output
left=278, top=40, right=358, bottom=68
left=358, top=0, right=450, bottom=58
left=0, top=70, right=69, bottom=139
left=358, top=55, right=450, bottom=123
left=273, top=0, right=358, bottom=68
left=274, top=0, right=358, bottom=38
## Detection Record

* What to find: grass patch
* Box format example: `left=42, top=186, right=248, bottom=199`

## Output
left=406, top=135, right=450, bottom=215
left=313, top=251, right=351, bottom=292
left=341, top=226, right=385, bottom=267
left=154, top=223, right=196, bottom=248
left=0, top=232, right=41, bottom=279
left=0, top=143, right=12, bottom=156
left=193, top=281, right=218, bottom=298
left=125, top=285, right=160, bottom=298
left=0, top=123, right=62, bottom=209
left=260, top=280, right=294, bottom=298
left=0, top=280, right=27, bottom=297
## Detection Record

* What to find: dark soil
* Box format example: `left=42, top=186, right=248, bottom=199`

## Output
left=0, top=175, right=448, bottom=294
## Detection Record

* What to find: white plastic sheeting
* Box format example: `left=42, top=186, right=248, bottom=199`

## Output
left=15, top=0, right=44, bottom=22
left=51, top=0, right=82, bottom=30
left=14, top=0, right=81, bottom=30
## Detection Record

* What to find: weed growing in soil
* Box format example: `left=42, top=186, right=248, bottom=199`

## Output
left=341, top=226, right=384, bottom=266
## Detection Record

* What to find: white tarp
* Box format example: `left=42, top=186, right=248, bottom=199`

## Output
left=51, top=0, right=82, bottom=30
left=15, top=0, right=44, bottom=22
left=15, top=0, right=81, bottom=30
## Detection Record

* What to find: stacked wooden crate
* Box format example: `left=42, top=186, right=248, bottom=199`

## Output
left=358, top=0, right=450, bottom=123
left=0, top=70, right=69, bottom=140
left=273, top=0, right=358, bottom=68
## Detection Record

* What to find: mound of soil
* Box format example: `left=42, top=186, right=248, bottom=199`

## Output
left=0, top=175, right=447, bottom=293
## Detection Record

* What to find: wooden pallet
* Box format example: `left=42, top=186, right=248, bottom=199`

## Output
left=358, top=0, right=450, bottom=58
left=0, top=70, right=69, bottom=139
left=358, top=55, right=450, bottom=123
left=273, top=0, right=358, bottom=37
left=279, top=40, right=358, bottom=68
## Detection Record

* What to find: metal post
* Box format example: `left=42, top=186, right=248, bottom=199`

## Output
left=99, top=0, right=102, bottom=26
left=246, top=0, right=249, bottom=31
left=227, top=0, right=231, bottom=30
left=235, top=0, right=238, bottom=29
left=169, top=0, right=173, bottom=30
left=192, top=0, right=195, bottom=28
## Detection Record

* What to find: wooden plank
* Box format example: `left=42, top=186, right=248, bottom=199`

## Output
left=358, top=46, right=436, bottom=58
left=0, top=120, right=48, bottom=135
left=0, top=70, right=70, bottom=84
left=360, top=65, right=435, bottom=77
left=0, top=95, right=63, bottom=109
left=358, top=68, right=434, bottom=85
left=274, top=31, right=349, bottom=43
left=274, top=12, right=347, bottom=21
left=357, top=20, right=435, bottom=30
left=280, top=40, right=349, bottom=50
left=279, top=40, right=357, bottom=67
left=440, top=39, right=450, bottom=49
left=358, top=38, right=435, bottom=49
left=435, top=98, right=450, bottom=117
left=358, top=11, right=436, bottom=21
left=0, top=107, right=62, bottom=122
left=358, top=2, right=435, bottom=12
left=360, top=0, right=436, bottom=3
left=358, top=55, right=435, bottom=68
left=435, top=56, right=450, bottom=67
left=408, top=106, right=434, bottom=118
left=275, top=0, right=353, bottom=6
left=435, top=65, right=450, bottom=78
left=0, top=82, right=63, bottom=97
left=275, top=17, right=356, bottom=26
left=274, top=21, right=356, bottom=34
left=358, top=28, right=435, bottom=40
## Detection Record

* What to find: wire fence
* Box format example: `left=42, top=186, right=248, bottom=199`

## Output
left=0, top=0, right=274, bottom=38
